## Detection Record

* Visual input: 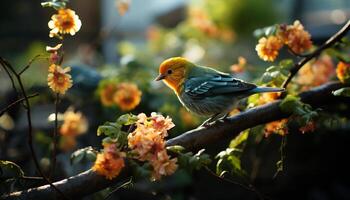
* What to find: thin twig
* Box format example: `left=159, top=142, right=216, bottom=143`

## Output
left=18, top=54, right=42, bottom=75
left=273, top=136, right=287, bottom=179
left=0, top=93, right=39, bottom=116
left=287, top=46, right=311, bottom=58
left=0, top=57, right=70, bottom=200
left=20, top=176, right=45, bottom=181
left=103, top=178, right=133, bottom=200
left=282, top=20, right=350, bottom=88
left=50, top=93, right=60, bottom=180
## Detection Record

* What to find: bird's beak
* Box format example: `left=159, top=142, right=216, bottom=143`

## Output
left=155, top=74, right=166, bottom=81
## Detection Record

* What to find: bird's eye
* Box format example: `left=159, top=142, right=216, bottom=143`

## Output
left=167, top=69, right=172, bottom=74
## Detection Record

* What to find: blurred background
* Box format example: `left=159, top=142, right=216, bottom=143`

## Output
left=1, top=0, right=350, bottom=199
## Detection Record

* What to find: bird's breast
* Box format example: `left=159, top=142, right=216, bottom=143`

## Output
left=178, top=93, right=238, bottom=117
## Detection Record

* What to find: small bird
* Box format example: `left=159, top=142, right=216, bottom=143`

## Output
left=155, top=57, right=284, bottom=126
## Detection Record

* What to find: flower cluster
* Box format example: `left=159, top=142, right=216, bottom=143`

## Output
left=188, top=7, right=234, bottom=42
left=230, top=56, right=247, bottom=74
left=48, top=8, right=82, bottom=38
left=256, top=36, right=283, bottom=62
left=296, top=55, right=334, bottom=91
left=264, top=119, right=288, bottom=137
left=128, top=113, right=177, bottom=181
left=47, top=64, right=73, bottom=94
left=99, top=82, right=142, bottom=111
left=60, top=109, right=88, bottom=137
left=256, top=20, right=312, bottom=62
left=92, top=143, right=126, bottom=180
left=336, top=61, right=350, bottom=84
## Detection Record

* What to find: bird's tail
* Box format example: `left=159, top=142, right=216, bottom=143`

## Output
left=250, top=87, right=285, bottom=94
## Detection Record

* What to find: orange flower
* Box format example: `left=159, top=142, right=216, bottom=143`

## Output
left=113, top=83, right=142, bottom=111
left=150, top=150, right=178, bottom=181
left=256, top=36, right=283, bottom=62
left=296, top=55, right=334, bottom=90
left=47, top=64, right=73, bottom=94
left=279, top=20, right=312, bottom=54
left=100, top=83, right=118, bottom=106
left=48, top=8, right=82, bottom=38
left=60, top=109, right=88, bottom=137
left=230, top=56, right=246, bottom=73
left=336, top=61, right=350, bottom=83
left=115, top=0, right=131, bottom=16
left=128, top=113, right=177, bottom=180
left=264, top=119, right=288, bottom=137
left=299, top=121, right=316, bottom=134
left=92, top=143, right=125, bottom=180
left=258, top=92, right=281, bottom=105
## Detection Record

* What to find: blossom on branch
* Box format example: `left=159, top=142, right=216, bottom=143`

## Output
left=128, top=113, right=177, bottom=180
left=92, top=143, right=126, bottom=180
left=48, top=8, right=82, bottom=38
left=336, top=61, right=350, bottom=84
left=256, top=36, right=283, bottom=62
left=47, top=64, right=73, bottom=94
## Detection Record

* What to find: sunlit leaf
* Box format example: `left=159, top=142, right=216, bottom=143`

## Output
left=70, top=146, right=97, bottom=165
left=332, top=87, right=350, bottom=97
left=229, top=130, right=249, bottom=149
left=0, top=160, right=24, bottom=180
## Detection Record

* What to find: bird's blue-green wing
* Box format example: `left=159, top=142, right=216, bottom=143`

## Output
left=184, top=73, right=256, bottom=98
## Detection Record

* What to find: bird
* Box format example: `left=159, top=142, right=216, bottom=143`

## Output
left=155, top=57, right=284, bottom=126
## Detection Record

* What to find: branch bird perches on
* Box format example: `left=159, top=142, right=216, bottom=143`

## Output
left=2, top=81, right=346, bottom=200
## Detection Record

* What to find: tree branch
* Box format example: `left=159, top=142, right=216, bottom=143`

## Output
left=2, top=81, right=346, bottom=200
left=282, top=20, right=350, bottom=88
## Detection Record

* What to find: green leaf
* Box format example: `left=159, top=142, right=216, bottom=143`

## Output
left=332, top=87, right=350, bottom=97
left=97, top=122, right=122, bottom=137
left=176, top=149, right=211, bottom=173
left=117, top=114, right=138, bottom=126
left=229, top=130, right=249, bottom=149
left=253, top=25, right=278, bottom=38
left=166, top=145, right=185, bottom=153
left=41, top=1, right=66, bottom=9
left=0, top=160, right=24, bottom=180
left=279, top=95, right=301, bottom=114
left=70, top=146, right=97, bottom=165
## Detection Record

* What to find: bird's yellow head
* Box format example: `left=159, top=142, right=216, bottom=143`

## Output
left=155, top=57, right=193, bottom=93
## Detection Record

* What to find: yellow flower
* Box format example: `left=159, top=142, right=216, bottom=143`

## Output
left=150, top=150, right=178, bottom=181
left=113, top=83, right=142, bottom=111
left=47, top=64, right=73, bottom=94
left=100, top=83, right=118, bottom=106
left=60, top=109, right=88, bottom=137
left=336, top=61, right=350, bottom=83
left=48, top=8, right=82, bottom=38
left=264, top=119, right=288, bottom=137
left=279, top=20, right=312, bottom=54
left=256, top=36, right=283, bottom=62
left=92, top=143, right=125, bottom=180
